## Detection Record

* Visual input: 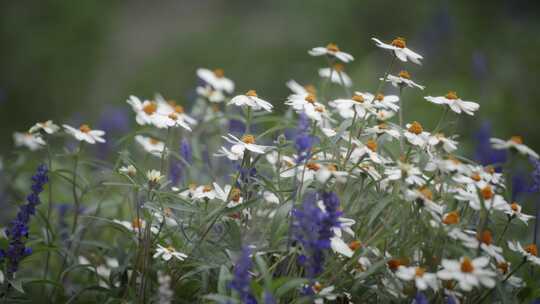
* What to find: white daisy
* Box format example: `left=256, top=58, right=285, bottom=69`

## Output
left=153, top=244, right=188, bottom=261
left=385, top=162, right=426, bottom=186
left=155, top=97, right=196, bottom=131
left=196, top=68, right=234, bottom=94
left=29, top=120, right=60, bottom=134
left=329, top=92, right=374, bottom=119
left=113, top=218, right=159, bottom=234
left=364, top=123, right=401, bottom=140
left=367, top=93, right=400, bottom=112
left=384, top=71, right=424, bottom=90
left=119, top=165, right=137, bottom=177
left=215, top=134, right=270, bottom=161
left=126, top=96, right=171, bottom=128
left=427, top=133, right=458, bottom=153
left=454, top=183, right=509, bottom=212
left=396, top=266, right=439, bottom=291
left=404, top=121, right=430, bottom=147
left=347, top=138, right=388, bottom=164
left=508, top=241, right=540, bottom=266
left=490, top=136, right=539, bottom=159
left=13, top=132, right=45, bottom=150
left=228, top=90, right=273, bottom=112
left=146, top=170, right=164, bottom=185
left=286, top=80, right=317, bottom=95
left=437, top=256, right=496, bottom=291
left=505, top=202, right=534, bottom=224
left=196, top=85, right=226, bottom=103
left=458, top=230, right=505, bottom=263
left=425, top=91, right=480, bottom=116
left=319, top=63, right=352, bottom=87
left=63, top=124, right=106, bottom=144
left=308, top=43, right=354, bottom=63
left=135, top=135, right=165, bottom=157
left=311, top=282, right=338, bottom=304
left=371, top=37, right=423, bottom=64
left=285, top=93, right=331, bottom=122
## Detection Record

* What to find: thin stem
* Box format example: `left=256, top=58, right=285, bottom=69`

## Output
left=70, top=143, right=82, bottom=235
left=43, top=142, right=54, bottom=287
left=496, top=217, right=512, bottom=245
left=433, top=107, right=449, bottom=133
left=398, top=86, right=404, bottom=154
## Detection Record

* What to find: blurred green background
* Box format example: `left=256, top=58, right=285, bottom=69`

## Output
left=1, top=0, right=540, bottom=155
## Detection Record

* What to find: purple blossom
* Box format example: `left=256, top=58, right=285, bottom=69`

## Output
left=414, top=292, right=429, bottom=304
left=0, top=164, right=48, bottom=277
left=530, top=157, right=540, bottom=193
left=180, top=139, right=193, bottom=164
left=295, top=113, right=317, bottom=162
left=229, top=246, right=257, bottom=304
left=291, top=191, right=342, bottom=281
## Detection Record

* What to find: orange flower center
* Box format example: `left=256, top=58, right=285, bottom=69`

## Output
left=391, top=37, right=406, bottom=48
left=79, top=124, right=91, bottom=133
left=387, top=258, right=408, bottom=271
left=460, top=257, right=474, bottom=273
left=203, top=185, right=213, bottom=192
left=375, top=93, right=384, bottom=101
left=326, top=164, right=337, bottom=172
left=408, top=121, right=423, bottom=135
left=484, top=166, right=496, bottom=174
left=352, top=94, right=365, bottom=103
left=378, top=123, right=388, bottom=129
left=131, top=218, right=143, bottom=229
left=150, top=138, right=160, bottom=145
left=511, top=202, right=520, bottom=212
left=315, top=106, right=325, bottom=112
left=348, top=240, right=362, bottom=251
left=213, top=68, right=225, bottom=78
left=241, top=134, right=256, bottom=144
left=305, top=94, right=316, bottom=104
left=497, top=262, right=509, bottom=274
left=442, top=211, right=460, bottom=225
left=166, top=246, right=175, bottom=252
left=419, top=187, right=433, bottom=200
left=415, top=267, right=425, bottom=277
left=471, top=172, right=481, bottom=182
left=477, top=230, right=493, bottom=245
left=333, top=63, right=344, bottom=72
left=304, top=85, right=317, bottom=95
left=326, top=43, right=340, bottom=53
left=398, top=70, right=411, bottom=79
left=510, top=136, right=523, bottom=145
left=445, top=91, right=459, bottom=100
left=481, top=186, right=494, bottom=200
left=366, top=139, right=378, bottom=152
left=312, top=282, right=323, bottom=293
left=168, top=113, right=178, bottom=121
left=164, top=208, right=172, bottom=217
left=245, top=90, right=258, bottom=97
left=525, top=244, right=538, bottom=256
left=143, top=102, right=158, bottom=115
left=306, top=162, right=321, bottom=171
left=174, top=105, right=185, bottom=113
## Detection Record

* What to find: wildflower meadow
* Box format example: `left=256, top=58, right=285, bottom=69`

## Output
left=3, top=37, right=540, bottom=303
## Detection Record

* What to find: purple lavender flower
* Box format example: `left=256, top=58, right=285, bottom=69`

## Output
left=292, top=191, right=342, bottom=280
left=414, top=292, right=429, bottom=304
left=180, top=139, right=193, bottom=164
left=229, top=119, right=246, bottom=135
left=0, top=164, right=48, bottom=278
left=530, top=157, right=540, bottom=193
left=230, top=246, right=257, bottom=304
left=474, top=122, right=507, bottom=167
left=295, top=113, right=317, bottom=162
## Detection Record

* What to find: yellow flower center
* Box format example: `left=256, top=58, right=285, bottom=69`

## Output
left=304, top=85, right=317, bottom=95
left=510, top=136, right=523, bottom=145
left=445, top=91, right=459, bottom=100
left=245, top=90, right=258, bottom=97
left=398, top=70, right=411, bottom=79
left=143, top=102, right=158, bottom=115
left=460, top=257, right=474, bottom=273
left=497, top=262, right=509, bottom=274
left=166, top=246, right=175, bottom=252
left=326, top=164, right=337, bottom=172
left=241, top=134, right=256, bottom=144
left=312, top=282, right=323, bottom=293
left=174, top=105, right=185, bottom=113
left=484, top=166, right=496, bottom=174
left=131, top=218, right=143, bottom=229
left=348, top=240, right=362, bottom=251
left=164, top=208, right=173, bottom=217
left=230, top=188, right=242, bottom=202
left=79, top=124, right=91, bottom=133
left=375, top=93, right=384, bottom=101
left=442, top=211, right=460, bottom=225
left=391, top=37, right=406, bottom=48
left=471, top=172, right=481, bottom=182
left=213, top=68, right=225, bottom=78
left=415, top=267, right=426, bottom=277
left=168, top=113, right=178, bottom=121
left=408, top=121, right=423, bottom=135
left=203, top=185, right=213, bottom=192
left=525, top=244, right=538, bottom=256
left=333, top=63, right=344, bottom=72
left=315, top=105, right=325, bottom=112
left=149, top=138, right=160, bottom=145
left=510, top=202, right=520, bottom=212
left=477, top=230, right=493, bottom=245
left=326, top=43, right=340, bottom=53
left=352, top=94, right=365, bottom=103
left=366, top=139, right=378, bottom=152
left=481, top=186, right=494, bottom=200
left=378, top=123, right=388, bottom=129
left=305, top=94, right=316, bottom=104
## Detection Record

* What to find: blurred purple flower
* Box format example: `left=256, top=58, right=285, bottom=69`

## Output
left=96, top=107, right=130, bottom=159
left=229, top=119, right=246, bottom=135
left=414, top=292, right=429, bottom=304
left=229, top=246, right=257, bottom=304
left=530, top=157, right=540, bottom=193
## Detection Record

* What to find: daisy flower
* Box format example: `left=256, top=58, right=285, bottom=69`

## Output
left=396, top=266, right=439, bottom=291
left=437, top=256, right=496, bottom=291
left=196, top=68, right=235, bottom=94
left=404, top=187, right=444, bottom=216
left=308, top=43, right=354, bottom=63
left=286, top=93, right=332, bottom=123
left=196, top=85, right=226, bottom=103
left=146, top=169, right=164, bottom=186
left=385, top=162, right=426, bottom=186
left=319, top=63, right=352, bottom=87
left=490, top=136, right=539, bottom=159
left=315, top=164, right=348, bottom=184
left=368, top=93, right=400, bottom=111
left=191, top=184, right=218, bottom=201
left=216, top=134, right=270, bottom=161
left=507, top=241, right=540, bottom=266
left=311, top=282, right=338, bottom=304
left=213, top=183, right=244, bottom=208
left=135, top=135, right=165, bottom=157
left=364, top=123, right=401, bottom=140
left=126, top=96, right=171, bottom=128
left=113, top=218, right=159, bottom=234
left=63, top=124, right=106, bottom=144
left=153, top=244, right=188, bottom=261
left=504, top=202, right=534, bottom=224
left=384, top=70, right=424, bottom=90
left=425, top=91, right=480, bottom=116
left=329, top=92, right=374, bottom=119
left=228, top=90, right=273, bottom=112
left=404, top=121, right=430, bottom=147
left=371, top=37, right=423, bottom=64
left=427, top=133, right=458, bottom=153
left=454, top=183, right=509, bottom=212
left=13, top=132, right=45, bottom=150
left=119, top=165, right=137, bottom=177
left=458, top=230, right=505, bottom=262
left=155, top=97, right=196, bottom=131
left=347, top=139, right=388, bottom=164
left=29, top=120, right=60, bottom=134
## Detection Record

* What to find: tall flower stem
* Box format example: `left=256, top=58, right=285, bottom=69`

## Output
left=43, top=142, right=54, bottom=296
left=398, top=86, right=404, bottom=154
left=70, top=143, right=83, bottom=235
